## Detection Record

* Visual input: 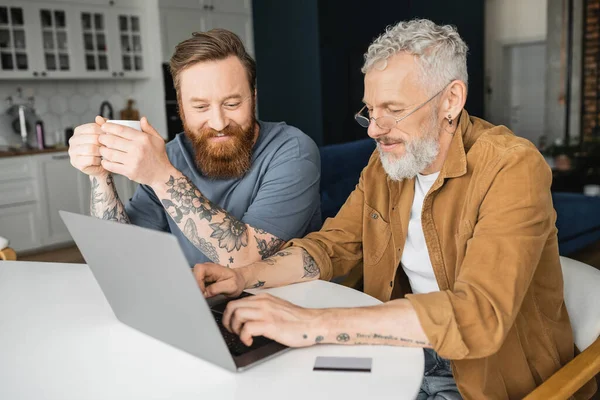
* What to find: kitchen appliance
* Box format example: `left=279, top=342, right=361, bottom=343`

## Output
left=2, top=90, right=41, bottom=149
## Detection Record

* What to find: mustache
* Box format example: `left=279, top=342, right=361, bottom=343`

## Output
left=199, top=125, right=240, bottom=138
left=376, top=137, right=405, bottom=145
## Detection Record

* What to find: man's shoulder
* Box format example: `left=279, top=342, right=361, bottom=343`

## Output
left=467, top=117, right=543, bottom=165
left=164, top=133, right=190, bottom=164
left=165, top=133, right=185, bottom=153
left=258, top=121, right=320, bottom=165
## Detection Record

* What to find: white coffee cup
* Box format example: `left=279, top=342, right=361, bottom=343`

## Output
left=106, top=119, right=141, bottom=131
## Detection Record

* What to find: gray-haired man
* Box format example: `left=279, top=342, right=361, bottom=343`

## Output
left=191, top=20, right=596, bottom=400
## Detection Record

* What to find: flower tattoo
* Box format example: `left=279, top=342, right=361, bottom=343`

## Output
left=209, top=216, right=249, bottom=252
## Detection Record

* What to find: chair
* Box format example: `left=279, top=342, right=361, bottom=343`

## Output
left=319, top=138, right=375, bottom=288
left=0, top=247, right=16, bottom=261
left=0, top=236, right=16, bottom=261
left=524, top=257, right=600, bottom=399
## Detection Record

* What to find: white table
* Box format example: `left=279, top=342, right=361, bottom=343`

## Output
left=0, top=262, right=424, bottom=400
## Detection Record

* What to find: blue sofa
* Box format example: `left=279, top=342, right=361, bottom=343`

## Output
left=552, top=193, right=600, bottom=255
left=318, top=139, right=600, bottom=256
left=319, top=139, right=376, bottom=222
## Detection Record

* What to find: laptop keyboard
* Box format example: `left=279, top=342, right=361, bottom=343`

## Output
left=210, top=292, right=273, bottom=357
left=211, top=311, right=273, bottom=356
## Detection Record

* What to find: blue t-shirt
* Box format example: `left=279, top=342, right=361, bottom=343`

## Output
left=125, top=121, right=321, bottom=266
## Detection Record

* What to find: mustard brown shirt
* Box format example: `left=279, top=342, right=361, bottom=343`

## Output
left=287, top=110, right=596, bottom=399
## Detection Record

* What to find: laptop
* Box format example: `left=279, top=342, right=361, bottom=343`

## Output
left=59, top=210, right=288, bottom=372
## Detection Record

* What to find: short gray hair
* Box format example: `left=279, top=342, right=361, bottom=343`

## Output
left=362, top=19, right=468, bottom=94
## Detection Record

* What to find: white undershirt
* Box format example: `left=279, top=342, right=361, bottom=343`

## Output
left=401, top=171, right=441, bottom=294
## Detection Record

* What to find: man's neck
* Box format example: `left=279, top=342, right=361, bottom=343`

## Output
left=420, top=124, right=458, bottom=175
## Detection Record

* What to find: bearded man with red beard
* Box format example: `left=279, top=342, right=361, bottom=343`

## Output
left=68, top=29, right=321, bottom=269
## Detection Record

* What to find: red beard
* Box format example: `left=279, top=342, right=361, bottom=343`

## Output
left=183, top=116, right=257, bottom=179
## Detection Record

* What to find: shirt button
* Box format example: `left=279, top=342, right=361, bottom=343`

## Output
left=371, top=213, right=378, bottom=219
left=389, top=281, right=393, bottom=287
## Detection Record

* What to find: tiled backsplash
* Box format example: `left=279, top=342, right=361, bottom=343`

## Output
left=1, top=80, right=140, bottom=146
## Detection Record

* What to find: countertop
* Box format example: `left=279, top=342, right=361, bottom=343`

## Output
left=0, top=147, right=69, bottom=159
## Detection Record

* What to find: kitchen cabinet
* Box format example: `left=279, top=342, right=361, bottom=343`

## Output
left=161, top=8, right=209, bottom=61
left=36, top=152, right=88, bottom=245
left=71, top=5, right=148, bottom=79
left=0, top=152, right=137, bottom=252
left=0, top=203, right=41, bottom=252
left=0, top=3, right=40, bottom=78
left=158, top=0, right=250, bottom=15
left=0, top=156, right=41, bottom=252
left=160, top=0, right=253, bottom=62
left=205, top=0, right=251, bottom=15
left=0, top=0, right=149, bottom=79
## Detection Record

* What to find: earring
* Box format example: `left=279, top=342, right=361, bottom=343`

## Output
left=447, top=114, right=453, bottom=126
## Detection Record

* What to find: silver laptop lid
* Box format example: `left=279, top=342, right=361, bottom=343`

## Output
left=59, top=210, right=236, bottom=372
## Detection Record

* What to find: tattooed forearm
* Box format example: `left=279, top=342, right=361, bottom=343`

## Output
left=258, top=250, right=293, bottom=266
left=183, top=219, right=220, bottom=263
left=337, top=333, right=350, bottom=342
left=301, top=249, right=320, bottom=278
left=251, top=280, right=265, bottom=288
left=162, top=175, right=224, bottom=224
left=90, top=174, right=130, bottom=224
left=353, top=333, right=431, bottom=346
left=210, top=216, right=249, bottom=252
left=255, top=236, right=285, bottom=259
left=158, top=173, right=286, bottom=266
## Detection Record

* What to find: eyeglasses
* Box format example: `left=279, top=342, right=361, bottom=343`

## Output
left=354, top=85, right=448, bottom=130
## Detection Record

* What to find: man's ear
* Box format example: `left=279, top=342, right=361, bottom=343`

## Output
left=444, top=80, right=467, bottom=121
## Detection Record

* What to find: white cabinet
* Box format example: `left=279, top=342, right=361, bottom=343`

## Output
left=0, top=203, right=41, bottom=252
left=70, top=5, right=148, bottom=79
left=36, top=152, right=87, bottom=245
left=159, top=0, right=251, bottom=15
left=0, top=152, right=137, bottom=252
left=0, top=3, right=43, bottom=78
left=161, top=9, right=210, bottom=62
left=160, top=0, right=254, bottom=62
left=0, top=156, right=41, bottom=252
left=209, top=12, right=253, bottom=56
left=206, top=0, right=251, bottom=15
left=0, top=1, right=150, bottom=79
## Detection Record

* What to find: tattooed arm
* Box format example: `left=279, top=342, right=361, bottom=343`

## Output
left=152, top=171, right=285, bottom=267
left=90, top=173, right=130, bottom=223
left=297, top=299, right=432, bottom=348
left=195, top=245, right=319, bottom=299
left=235, top=246, right=319, bottom=290
left=222, top=293, right=432, bottom=349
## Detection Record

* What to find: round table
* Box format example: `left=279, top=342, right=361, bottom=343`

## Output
left=0, top=261, right=424, bottom=400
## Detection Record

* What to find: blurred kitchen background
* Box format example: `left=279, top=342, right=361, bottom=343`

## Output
left=1, top=0, right=599, bottom=272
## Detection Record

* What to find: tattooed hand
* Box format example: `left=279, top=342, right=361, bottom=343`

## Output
left=193, top=262, right=246, bottom=298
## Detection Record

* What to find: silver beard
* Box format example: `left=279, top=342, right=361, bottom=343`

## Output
left=377, top=114, right=440, bottom=181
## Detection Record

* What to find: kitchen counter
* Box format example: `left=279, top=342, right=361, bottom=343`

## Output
left=0, top=147, right=69, bottom=158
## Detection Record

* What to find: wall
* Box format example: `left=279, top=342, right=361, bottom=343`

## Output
left=545, top=0, right=583, bottom=145
left=253, top=0, right=484, bottom=146
left=252, top=0, right=324, bottom=146
left=130, top=0, right=166, bottom=139
left=485, top=0, right=548, bottom=124
left=0, top=80, right=142, bottom=146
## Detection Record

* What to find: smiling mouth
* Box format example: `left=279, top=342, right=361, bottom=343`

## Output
left=209, top=135, right=231, bottom=142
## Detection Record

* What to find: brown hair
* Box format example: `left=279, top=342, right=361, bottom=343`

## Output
left=169, top=29, right=256, bottom=95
